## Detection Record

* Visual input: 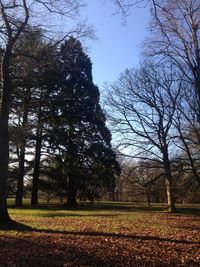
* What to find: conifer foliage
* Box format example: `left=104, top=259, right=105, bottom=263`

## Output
left=48, top=38, right=120, bottom=206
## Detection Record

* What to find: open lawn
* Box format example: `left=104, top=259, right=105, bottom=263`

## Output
left=0, top=202, right=200, bottom=266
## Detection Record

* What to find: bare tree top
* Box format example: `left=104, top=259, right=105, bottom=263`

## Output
left=0, top=0, right=88, bottom=45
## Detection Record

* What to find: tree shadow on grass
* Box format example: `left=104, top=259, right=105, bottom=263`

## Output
left=0, top=231, right=115, bottom=267
left=39, top=230, right=200, bottom=245
left=0, top=221, right=34, bottom=231
left=1, top=221, right=199, bottom=246
left=177, top=207, right=200, bottom=216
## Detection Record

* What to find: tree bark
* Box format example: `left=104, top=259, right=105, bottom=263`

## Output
left=0, top=0, right=29, bottom=226
left=15, top=144, right=26, bottom=206
left=163, top=149, right=176, bottom=213
left=165, top=177, right=176, bottom=212
left=145, top=188, right=150, bottom=206
left=66, top=130, right=77, bottom=207
left=0, top=46, right=13, bottom=226
left=15, top=90, right=30, bottom=206
left=67, top=174, right=77, bottom=207
left=31, top=126, right=42, bottom=205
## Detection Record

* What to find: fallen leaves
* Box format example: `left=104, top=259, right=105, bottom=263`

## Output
left=0, top=206, right=199, bottom=266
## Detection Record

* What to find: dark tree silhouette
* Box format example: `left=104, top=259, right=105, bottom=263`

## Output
left=0, top=0, right=84, bottom=226
left=48, top=38, right=120, bottom=206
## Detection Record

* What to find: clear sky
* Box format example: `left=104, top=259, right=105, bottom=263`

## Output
left=81, top=1, right=150, bottom=89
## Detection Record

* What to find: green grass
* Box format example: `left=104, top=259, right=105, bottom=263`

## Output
left=9, top=199, right=200, bottom=212
left=6, top=200, right=200, bottom=224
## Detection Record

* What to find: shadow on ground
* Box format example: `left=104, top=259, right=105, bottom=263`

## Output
left=1, top=221, right=199, bottom=246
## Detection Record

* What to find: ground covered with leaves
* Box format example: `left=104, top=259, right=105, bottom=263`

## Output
left=0, top=202, right=200, bottom=266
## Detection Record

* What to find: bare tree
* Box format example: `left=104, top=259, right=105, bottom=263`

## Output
left=175, top=105, right=200, bottom=187
left=113, top=0, right=200, bottom=196
left=145, top=0, right=200, bottom=121
left=113, top=0, right=200, bottom=122
left=106, top=61, right=182, bottom=212
left=0, top=0, right=85, bottom=226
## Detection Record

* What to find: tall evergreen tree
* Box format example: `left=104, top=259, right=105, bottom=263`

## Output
left=49, top=38, right=120, bottom=206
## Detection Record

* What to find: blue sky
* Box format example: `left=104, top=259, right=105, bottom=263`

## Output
left=82, top=1, right=150, bottom=88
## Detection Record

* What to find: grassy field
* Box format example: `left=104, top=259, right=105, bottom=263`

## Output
left=0, top=202, right=200, bottom=266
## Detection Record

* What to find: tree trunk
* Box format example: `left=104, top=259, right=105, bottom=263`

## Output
left=192, top=25, right=200, bottom=124
left=66, top=131, right=77, bottom=207
left=15, top=144, right=25, bottom=206
left=112, top=189, right=115, bottom=202
left=165, top=177, right=176, bottom=212
left=145, top=188, right=150, bottom=206
left=31, top=127, right=42, bottom=205
left=0, top=122, right=11, bottom=225
left=15, top=91, right=30, bottom=206
left=0, top=46, right=13, bottom=226
left=0, top=2, right=28, bottom=226
left=67, top=174, right=77, bottom=207
left=163, top=149, right=176, bottom=213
